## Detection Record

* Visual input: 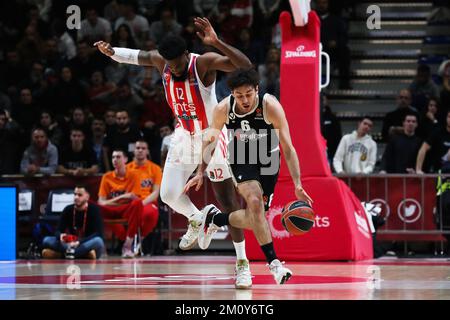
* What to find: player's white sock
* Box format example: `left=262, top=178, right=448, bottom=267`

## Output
left=233, top=240, right=248, bottom=261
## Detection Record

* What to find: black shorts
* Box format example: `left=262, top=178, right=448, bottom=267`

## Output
left=230, top=163, right=280, bottom=211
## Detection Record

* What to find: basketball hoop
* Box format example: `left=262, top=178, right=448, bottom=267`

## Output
left=289, top=0, right=311, bottom=26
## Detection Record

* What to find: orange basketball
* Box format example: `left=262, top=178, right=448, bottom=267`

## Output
left=281, top=200, right=315, bottom=235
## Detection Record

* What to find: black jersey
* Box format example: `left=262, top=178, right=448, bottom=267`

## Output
left=225, top=93, right=280, bottom=167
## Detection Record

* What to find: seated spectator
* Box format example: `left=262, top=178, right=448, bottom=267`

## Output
left=104, top=108, right=117, bottom=133
left=97, top=148, right=153, bottom=258
left=114, top=0, right=149, bottom=45
left=39, top=110, right=64, bottom=147
left=316, top=0, right=351, bottom=89
left=20, top=127, right=58, bottom=176
left=51, top=66, right=87, bottom=115
left=86, top=70, right=117, bottom=117
left=103, top=109, right=143, bottom=171
left=380, top=114, right=422, bottom=174
left=90, top=117, right=107, bottom=173
left=408, top=64, right=439, bottom=113
left=2, top=50, right=28, bottom=96
left=16, top=24, right=43, bottom=68
left=333, top=117, right=377, bottom=174
left=382, top=89, right=419, bottom=142
left=235, top=28, right=265, bottom=67
left=259, top=59, right=280, bottom=98
left=65, top=107, right=92, bottom=142
left=51, top=19, right=77, bottom=61
left=112, top=23, right=138, bottom=49
left=78, top=7, right=113, bottom=44
left=0, top=91, right=12, bottom=113
left=110, top=81, right=144, bottom=123
left=149, top=8, right=182, bottom=45
left=0, top=109, right=21, bottom=174
left=69, top=40, right=108, bottom=85
left=57, top=128, right=99, bottom=176
left=416, top=110, right=450, bottom=174
left=12, top=87, right=42, bottom=139
left=140, top=84, right=173, bottom=130
left=418, top=98, right=440, bottom=139
left=42, top=186, right=105, bottom=259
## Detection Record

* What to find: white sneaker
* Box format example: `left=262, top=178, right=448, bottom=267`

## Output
left=268, top=259, right=292, bottom=284
left=235, top=259, right=252, bottom=289
left=122, top=248, right=135, bottom=259
left=198, top=204, right=222, bottom=250
left=179, top=219, right=202, bottom=250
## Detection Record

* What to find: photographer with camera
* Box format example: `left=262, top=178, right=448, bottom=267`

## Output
left=41, top=186, right=105, bottom=260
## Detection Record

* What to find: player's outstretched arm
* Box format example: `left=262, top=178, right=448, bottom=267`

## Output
left=194, top=17, right=252, bottom=72
left=265, top=95, right=313, bottom=205
left=94, top=41, right=164, bottom=68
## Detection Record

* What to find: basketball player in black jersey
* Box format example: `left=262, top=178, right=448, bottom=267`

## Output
left=185, top=68, right=313, bottom=284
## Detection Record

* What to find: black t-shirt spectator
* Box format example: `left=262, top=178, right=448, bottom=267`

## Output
left=425, top=127, right=450, bottom=171
left=56, top=203, right=104, bottom=242
left=59, top=145, right=98, bottom=170
left=381, top=133, right=422, bottom=173
left=382, top=107, right=419, bottom=142
left=104, top=125, right=143, bottom=160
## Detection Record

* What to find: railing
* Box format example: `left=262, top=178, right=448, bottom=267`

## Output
left=4, top=173, right=449, bottom=254
left=335, top=173, right=450, bottom=255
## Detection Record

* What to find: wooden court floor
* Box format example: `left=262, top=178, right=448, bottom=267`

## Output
left=1, top=255, right=450, bottom=300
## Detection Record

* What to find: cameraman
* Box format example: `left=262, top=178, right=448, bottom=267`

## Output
left=42, top=186, right=105, bottom=259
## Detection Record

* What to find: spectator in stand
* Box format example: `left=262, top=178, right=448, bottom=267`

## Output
left=0, top=92, right=12, bottom=114
left=67, top=107, right=92, bottom=141
left=229, top=0, right=254, bottom=29
left=255, top=0, right=283, bottom=48
left=16, top=25, right=43, bottom=68
left=382, top=89, right=419, bottom=142
left=380, top=113, right=422, bottom=174
left=316, top=0, right=351, bottom=89
left=69, top=40, right=108, bottom=85
left=110, top=81, right=144, bottom=123
left=41, top=38, right=66, bottom=72
left=320, top=94, right=342, bottom=167
left=213, top=2, right=239, bottom=45
left=57, top=128, right=99, bottom=176
left=418, top=98, right=440, bottom=139
left=51, top=66, right=87, bottom=115
left=149, top=8, right=183, bottom=45
left=140, top=84, right=173, bottom=130
left=333, top=117, right=377, bottom=174
left=39, top=110, right=64, bottom=147
left=438, top=59, right=450, bottom=120
left=408, top=64, right=440, bottom=113
left=104, top=0, right=121, bottom=24
left=104, top=108, right=117, bottom=133
left=90, top=117, right=107, bottom=173
left=51, top=19, right=77, bottom=61
left=0, top=109, right=21, bottom=174
left=112, top=23, right=138, bottom=49
left=416, top=110, right=450, bottom=174
left=103, top=109, right=143, bottom=171
left=258, top=59, right=280, bottom=98
left=114, top=0, right=149, bottom=46
left=1, top=50, right=27, bottom=97
left=42, top=186, right=105, bottom=260
left=20, top=127, right=58, bottom=176
left=12, top=88, right=41, bottom=139
left=78, top=7, right=113, bottom=44
left=235, top=28, right=264, bottom=67
left=86, top=70, right=117, bottom=117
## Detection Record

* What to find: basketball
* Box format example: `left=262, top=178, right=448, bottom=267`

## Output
left=281, top=200, right=315, bottom=235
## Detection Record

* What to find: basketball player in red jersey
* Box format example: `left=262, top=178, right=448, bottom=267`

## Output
left=95, top=17, right=253, bottom=288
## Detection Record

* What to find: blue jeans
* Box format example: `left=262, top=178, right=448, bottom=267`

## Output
left=42, top=236, right=105, bottom=259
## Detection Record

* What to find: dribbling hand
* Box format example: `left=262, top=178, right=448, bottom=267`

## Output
left=94, top=41, right=114, bottom=56
left=295, top=185, right=313, bottom=207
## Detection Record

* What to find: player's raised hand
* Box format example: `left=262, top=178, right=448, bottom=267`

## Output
left=194, top=17, right=219, bottom=46
left=184, top=172, right=204, bottom=193
left=94, top=41, right=115, bottom=56
left=295, top=185, right=313, bottom=206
